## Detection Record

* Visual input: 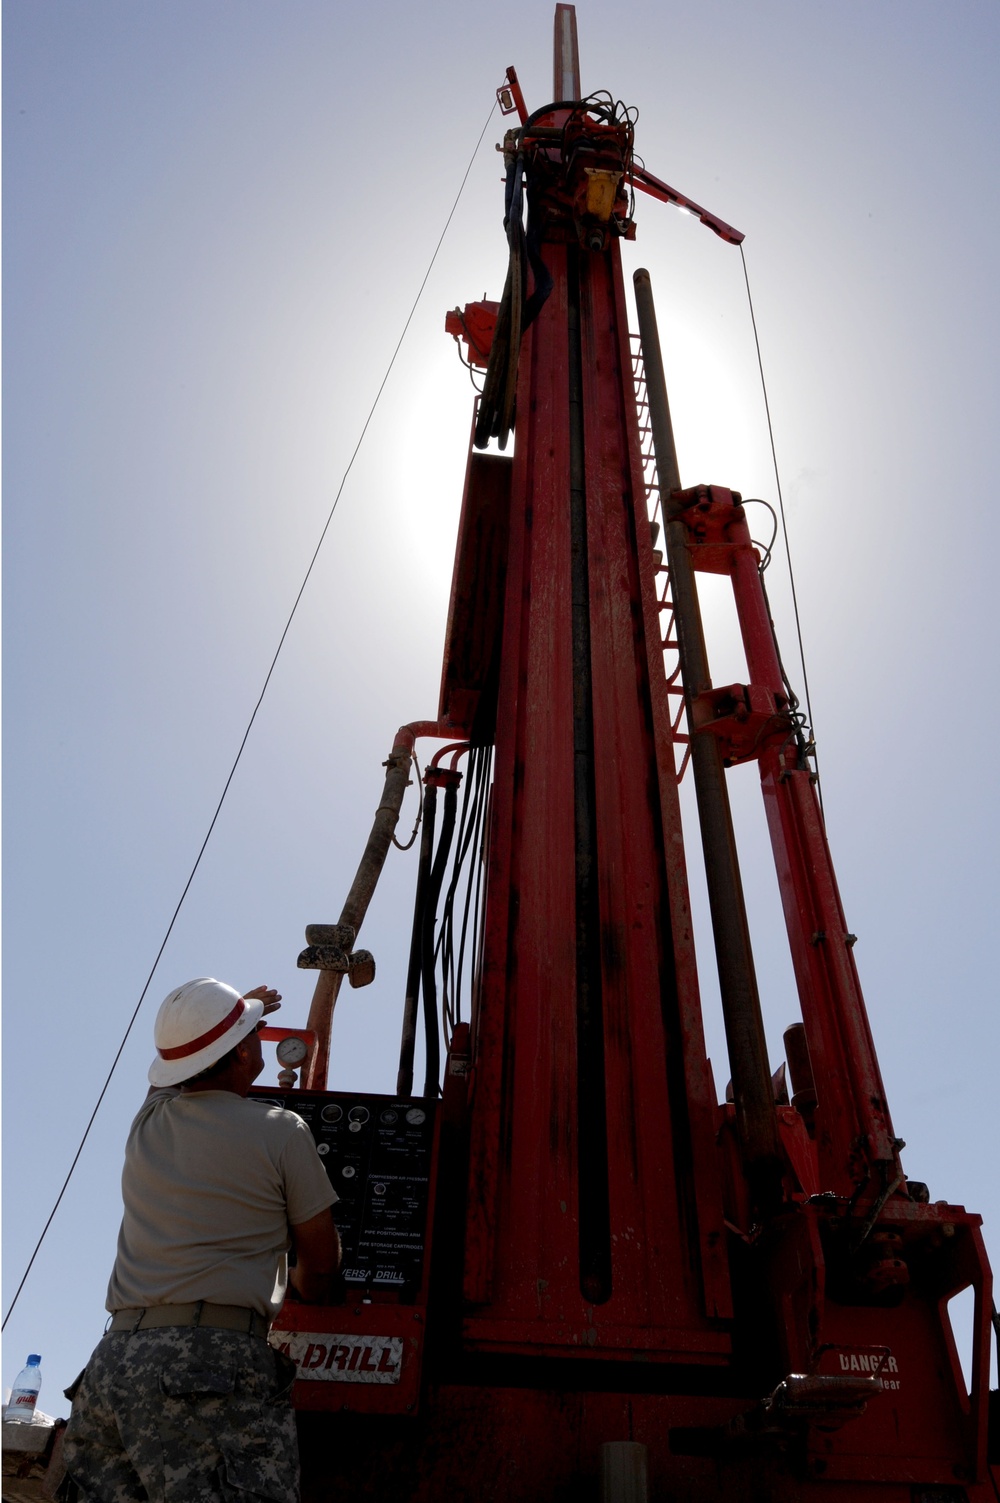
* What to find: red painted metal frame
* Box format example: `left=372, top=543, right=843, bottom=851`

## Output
left=258, top=1025, right=317, bottom=1057
left=677, top=484, right=898, bottom=1195
left=678, top=482, right=994, bottom=1483
left=499, top=66, right=528, bottom=125
left=462, top=235, right=731, bottom=1362
left=630, top=164, right=745, bottom=245
left=300, top=1380, right=1000, bottom=1503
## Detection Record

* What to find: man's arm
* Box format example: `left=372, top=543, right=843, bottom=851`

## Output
left=287, top=1208, right=341, bottom=1304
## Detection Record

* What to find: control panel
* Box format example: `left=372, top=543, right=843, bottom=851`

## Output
left=254, top=1088, right=440, bottom=1414
left=250, top=1088, right=438, bottom=1300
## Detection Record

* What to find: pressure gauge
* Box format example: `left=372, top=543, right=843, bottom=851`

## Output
left=275, top=1035, right=309, bottom=1067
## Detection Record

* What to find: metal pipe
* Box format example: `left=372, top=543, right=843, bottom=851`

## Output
left=553, top=3, right=581, bottom=99
left=633, top=269, right=783, bottom=1211
left=600, top=1442, right=648, bottom=1503
left=303, top=721, right=441, bottom=1091
left=783, top=1021, right=817, bottom=1131
left=783, top=1022, right=815, bottom=1102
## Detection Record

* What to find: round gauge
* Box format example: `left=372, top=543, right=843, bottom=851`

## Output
left=275, top=1036, right=309, bottom=1067
left=348, top=1106, right=370, bottom=1125
left=316, top=1142, right=330, bottom=1156
left=342, top=1165, right=356, bottom=1179
left=405, top=1108, right=426, bottom=1125
left=380, top=1110, right=398, bottom=1125
left=373, top=1183, right=386, bottom=1196
left=320, top=1104, right=343, bottom=1125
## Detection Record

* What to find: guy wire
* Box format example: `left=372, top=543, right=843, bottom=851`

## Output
left=739, top=242, right=825, bottom=817
left=2, top=95, right=500, bottom=1333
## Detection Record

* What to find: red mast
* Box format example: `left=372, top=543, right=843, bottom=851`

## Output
left=456, top=63, right=731, bottom=1364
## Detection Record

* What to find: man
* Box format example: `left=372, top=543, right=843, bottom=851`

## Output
left=62, top=978, right=340, bottom=1502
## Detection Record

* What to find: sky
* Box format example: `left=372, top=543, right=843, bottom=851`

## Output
left=4, top=0, right=998, bottom=1405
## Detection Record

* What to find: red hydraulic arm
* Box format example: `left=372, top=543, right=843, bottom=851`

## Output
left=634, top=285, right=994, bottom=1488
left=631, top=164, right=744, bottom=245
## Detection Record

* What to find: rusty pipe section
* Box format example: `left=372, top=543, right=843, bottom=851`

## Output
left=633, top=269, right=782, bottom=1212
left=302, top=721, right=450, bottom=1090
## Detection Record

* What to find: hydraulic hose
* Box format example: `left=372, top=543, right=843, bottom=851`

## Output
left=420, top=772, right=460, bottom=1097
left=303, top=720, right=444, bottom=1090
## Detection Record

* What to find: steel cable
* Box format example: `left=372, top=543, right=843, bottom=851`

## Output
left=2, top=94, right=499, bottom=1333
left=739, top=243, right=825, bottom=815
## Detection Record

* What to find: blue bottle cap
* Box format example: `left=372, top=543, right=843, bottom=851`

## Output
left=27, top=1355, right=41, bottom=1364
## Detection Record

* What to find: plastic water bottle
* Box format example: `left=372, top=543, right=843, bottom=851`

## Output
left=5, top=1355, right=41, bottom=1423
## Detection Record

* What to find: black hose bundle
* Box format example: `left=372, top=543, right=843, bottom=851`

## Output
left=395, top=747, right=494, bottom=1098
left=474, top=145, right=529, bottom=451
left=419, top=778, right=459, bottom=1097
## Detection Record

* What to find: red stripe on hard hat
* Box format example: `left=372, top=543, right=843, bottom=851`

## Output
left=158, top=998, right=246, bottom=1060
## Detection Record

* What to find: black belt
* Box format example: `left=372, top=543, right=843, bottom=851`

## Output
left=107, top=1303, right=270, bottom=1340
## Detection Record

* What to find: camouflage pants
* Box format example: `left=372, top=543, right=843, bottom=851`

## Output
left=61, top=1327, right=299, bottom=1502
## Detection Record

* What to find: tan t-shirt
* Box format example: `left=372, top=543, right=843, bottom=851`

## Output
left=106, top=1088, right=337, bottom=1318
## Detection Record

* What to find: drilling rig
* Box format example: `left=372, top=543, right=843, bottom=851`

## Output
left=251, top=9, right=997, bottom=1499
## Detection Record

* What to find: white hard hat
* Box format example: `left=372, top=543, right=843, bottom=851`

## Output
left=148, top=978, right=264, bottom=1087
